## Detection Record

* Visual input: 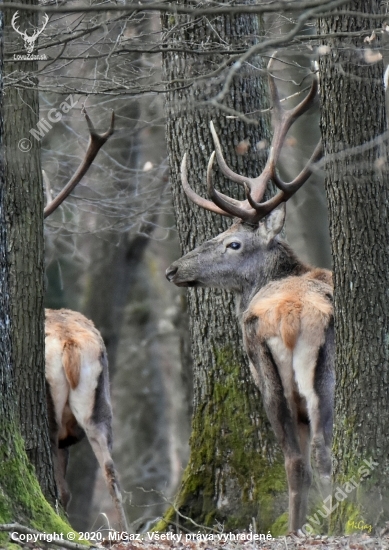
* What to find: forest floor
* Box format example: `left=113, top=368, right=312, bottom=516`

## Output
left=4, top=529, right=389, bottom=550
left=103, top=532, right=389, bottom=550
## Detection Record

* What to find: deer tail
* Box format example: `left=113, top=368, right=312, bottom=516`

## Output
left=280, top=304, right=301, bottom=350
left=62, top=340, right=81, bottom=390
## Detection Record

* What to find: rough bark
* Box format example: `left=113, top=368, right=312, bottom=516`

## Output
left=0, top=4, right=74, bottom=536
left=269, top=45, right=331, bottom=269
left=319, top=1, right=389, bottom=533
left=160, top=1, right=287, bottom=533
left=3, top=1, right=57, bottom=504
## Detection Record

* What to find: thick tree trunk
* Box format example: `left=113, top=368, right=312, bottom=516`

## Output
left=160, top=1, right=287, bottom=533
left=0, top=4, right=73, bottom=535
left=3, top=2, right=56, bottom=504
left=319, top=2, right=389, bottom=533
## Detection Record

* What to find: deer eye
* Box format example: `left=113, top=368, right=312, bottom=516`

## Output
left=226, top=242, right=241, bottom=250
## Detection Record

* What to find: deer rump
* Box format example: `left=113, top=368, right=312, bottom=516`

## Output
left=44, top=309, right=127, bottom=531
left=243, top=269, right=334, bottom=531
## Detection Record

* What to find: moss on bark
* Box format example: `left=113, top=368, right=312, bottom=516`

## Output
left=155, top=347, right=287, bottom=533
left=161, top=0, right=292, bottom=533
left=0, top=422, right=82, bottom=545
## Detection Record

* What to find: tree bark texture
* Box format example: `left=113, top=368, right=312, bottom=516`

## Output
left=3, top=1, right=56, bottom=504
left=161, top=1, right=288, bottom=533
left=0, top=5, right=72, bottom=534
left=319, top=1, right=389, bottom=532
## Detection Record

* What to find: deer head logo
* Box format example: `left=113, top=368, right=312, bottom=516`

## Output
left=11, top=11, right=49, bottom=54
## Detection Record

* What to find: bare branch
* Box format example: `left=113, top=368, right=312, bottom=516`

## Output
left=43, top=109, right=115, bottom=218
left=1, top=0, right=352, bottom=15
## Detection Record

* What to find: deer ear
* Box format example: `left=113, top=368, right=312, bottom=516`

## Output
left=257, top=203, right=286, bottom=245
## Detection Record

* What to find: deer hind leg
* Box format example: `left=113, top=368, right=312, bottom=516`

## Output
left=285, top=449, right=312, bottom=532
left=83, top=422, right=128, bottom=532
left=284, top=412, right=312, bottom=531
left=254, top=338, right=312, bottom=532
left=45, top=377, right=71, bottom=509
left=293, top=323, right=335, bottom=495
left=56, top=447, right=71, bottom=509
left=49, top=429, right=71, bottom=509
left=69, top=359, right=128, bottom=532
left=312, top=323, right=335, bottom=498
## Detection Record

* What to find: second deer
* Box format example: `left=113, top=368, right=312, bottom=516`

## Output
left=43, top=112, right=127, bottom=531
left=166, top=69, right=334, bottom=532
left=45, top=308, right=128, bottom=532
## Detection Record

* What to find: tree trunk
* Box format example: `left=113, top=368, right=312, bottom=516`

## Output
left=0, top=3, right=73, bottom=535
left=3, top=1, right=56, bottom=504
left=160, top=1, right=287, bottom=533
left=319, top=2, right=389, bottom=533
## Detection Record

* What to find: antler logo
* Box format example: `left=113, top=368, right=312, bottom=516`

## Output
left=11, top=11, right=49, bottom=54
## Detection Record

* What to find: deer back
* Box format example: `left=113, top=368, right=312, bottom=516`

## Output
left=45, top=308, right=110, bottom=445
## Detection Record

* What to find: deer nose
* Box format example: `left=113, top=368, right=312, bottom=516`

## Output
left=166, top=265, right=178, bottom=282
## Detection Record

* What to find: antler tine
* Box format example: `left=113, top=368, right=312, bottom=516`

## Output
left=44, top=110, right=115, bottom=218
left=266, top=53, right=318, bottom=123
left=245, top=69, right=320, bottom=211
left=234, top=60, right=321, bottom=220
left=83, top=106, right=115, bottom=142
left=288, top=78, right=319, bottom=121
left=267, top=74, right=282, bottom=120
left=180, top=153, right=233, bottom=218
left=206, top=152, right=254, bottom=221
left=245, top=139, right=323, bottom=221
left=11, top=12, right=23, bottom=36
left=210, top=121, right=253, bottom=186
left=181, top=53, right=320, bottom=225
left=210, top=120, right=270, bottom=217
left=32, top=13, right=49, bottom=38
left=272, top=138, right=323, bottom=196
left=266, top=76, right=319, bottom=172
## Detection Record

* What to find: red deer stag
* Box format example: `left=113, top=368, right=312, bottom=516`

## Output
left=166, top=71, right=334, bottom=532
left=43, top=111, right=127, bottom=531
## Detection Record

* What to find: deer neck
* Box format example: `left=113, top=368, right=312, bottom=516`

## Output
left=235, top=241, right=310, bottom=316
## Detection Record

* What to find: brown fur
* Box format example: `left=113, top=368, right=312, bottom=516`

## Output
left=245, top=268, right=333, bottom=351
left=44, top=308, right=127, bottom=531
left=45, top=309, right=105, bottom=392
left=62, top=340, right=81, bottom=390
left=45, top=310, right=104, bottom=352
left=166, top=209, right=335, bottom=532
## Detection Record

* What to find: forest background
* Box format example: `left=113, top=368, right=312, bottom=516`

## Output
left=0, top=0, right=387, bottom=541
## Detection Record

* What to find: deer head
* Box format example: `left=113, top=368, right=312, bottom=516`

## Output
left=11, top=11, right=49, bottom=54
left=166, top=64, right=322, bottom=311
left=166, top=62, right=334, bottom=534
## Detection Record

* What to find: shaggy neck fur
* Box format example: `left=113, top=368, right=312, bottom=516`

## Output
left=236, top=240, right=310, bottom=316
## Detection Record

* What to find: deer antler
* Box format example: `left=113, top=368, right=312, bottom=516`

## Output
left=44, top=109, right=115, bottom=218
left=31, top=13, right=49, bottom=39
left=11, top=12, right=25, bottom=37
left=181, top=58, right=322, bottom=224
left=11, top=11, right=49, bottom=39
